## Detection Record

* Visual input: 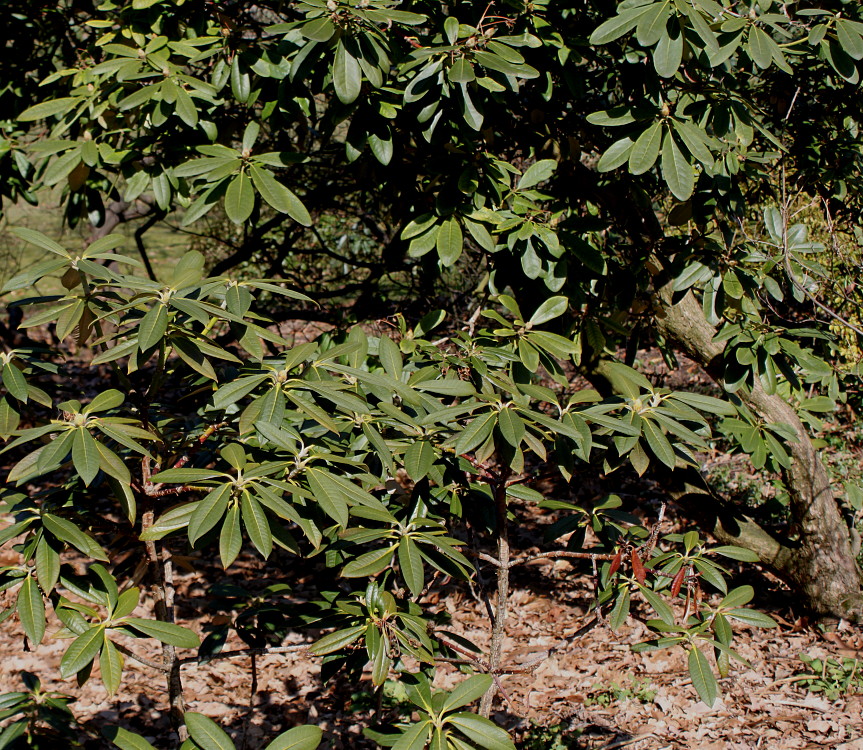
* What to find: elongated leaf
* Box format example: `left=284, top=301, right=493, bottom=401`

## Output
left=528, top=296, right=568, bottom=325
left=35, top=536, right=60, bottom=595
left=688, top=647, right=718, bottom=706
left=138, top=304, right=168, bottom=352
left=18, top=97, right=82, bottom=121
left=447, top=713, right=516, bottom=750
left=71, top=427, right=100, bottom=486
left=306, top=469, right=349, bottom=527
left=436, top=217, right=463, bottom=267
left=126, top=618, right=200, bottom=648
left=60, top=626, right=105, bottom=678
left=629, top=121, right=663, bottom=175
left=333, top=41, right=362, bottom=104
left=100, top=638, right=124, bottom=695
left=102, top=726, right=158, bottom=750
left=309, top=624, right=365, bottom=655
left=264, top=726, right=323, bottom=750
left=185, top=712, right=234, bottom=750
left=518, top=159, right=557, bottom=190
left=404, top=440, right=434, bottom=481
left=219, top=505, right=242, bottom=568
left=725, top=608, right=778, bottom=628
left=442, top=674, right=493, bottom=712
left=641, top=419, right=676, bottom=469
left=241, top=493, right=273, bottom=559
left=249, top=165, right=311, bottom=225
left=454, top=411, right=497, bottom=455
left=342, top=545, right=395, bottom=578
left=17, top=576, right=45, bottom=645
left=398, top=536, right=425, bottom=597
left=589, top=6, right=651, bottom=44
left=225, top=171, right=255, bottom=224
left=661, top=130, right=694, bottom=201
left=188, top=484, right=231, bottom=544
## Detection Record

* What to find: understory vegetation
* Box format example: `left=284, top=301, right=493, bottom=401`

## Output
left=1, top=0, right=863, bottom=748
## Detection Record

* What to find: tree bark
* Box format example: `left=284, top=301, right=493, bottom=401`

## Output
left=652, top=284, right=863, bottom=621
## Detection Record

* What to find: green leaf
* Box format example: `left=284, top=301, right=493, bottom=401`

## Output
left=185, top=712, right=234, bottom=750
left=641, top=419, right=676, bottom=469
left=35, top=535, right=60, bottom=595
left=18, top=97, right=81, bottom=122
left=333, top=41, right=362, bottom=104
left=188, top=485, right=232, bottom=544
left=436, top=217, right=463, bottom=267
left=448, top=58, right=475, bottom=84
left=306, top=469, right=349, bottom=527
left=518, top=159, right=557, bottom=190
left=528, top=296, right=568, bottom=325
left=43, top=513, right=108, bottom=561
left=718, top=585, right=754, bottom=609
left=2, top=363, right=28, bottom=402
left=241, top=493, right=273, bottom=559
left=837, top=20, right=863, bottom=61
left=138, top=304, right=169, bottom=352
left=309, top=624, right=365, bottom=655
left=712, top=546, right=759, bottom=562
left=636, top=1, right=670, bottom=46
left=398, top=536, right=425, bottom=597
left=342, top=545, right=395, bottom=578
left=497, top=407, right=525, bottom=447
left=597, top=137, right=635, bottom=172
left=264, top=726, right=323, bottom=750
left=84, top=389, right=125, bottom=414
left=249, top=165, right=311, bottom=226
left=746, top=26, right=774, bottom=69
left=442, top=674, right=493, bottom=712
left=138, top=503, right=195, bottom=541
left=590, top=5, right=652, bottom=44
left=100, top=638, right=124, bottom=695
left=455, top=411, right=497, bottom=455
left=219, top=505, right=243, bottom=568
left=628, top=121, right=663, bottom=175
left=301, top=17, right=336, bottom=42
left=225, top=171, right=255, bottom=224
left=661, top=130, right=694, bottom=201
left=654, top=24, right=683, bottom=77
left=447, top=713, right=516, bottom=750
left=17, top=576, right=45, bottom=645
left=102, top=726, right=158, bottom=750
left=404, top=440, right=434, bottom=482
left=60, top=626, right=105, bottom=678
left=126, top=618, right=200, bottom=648
left=725, top=608, right=778, bottom=628
left=114, top=587, right=140, bottom=619
left=688, top=647, right=718, bottom=706
left=72, top=428, right=100, bottom=486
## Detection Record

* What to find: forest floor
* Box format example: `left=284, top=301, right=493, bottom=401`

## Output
left=1, top=499, right=862, bottom=750
left=1, top=327, right=862, bottom=750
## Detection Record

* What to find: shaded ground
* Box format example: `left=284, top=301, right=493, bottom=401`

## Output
left=1, top=514, right=862, bottom=749
left=1, top=331, right=862, bottom=749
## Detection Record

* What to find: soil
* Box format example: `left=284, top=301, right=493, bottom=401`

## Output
left=1, top=509, right=862, bottom=750
left=1, top=336, right=861, bottom=750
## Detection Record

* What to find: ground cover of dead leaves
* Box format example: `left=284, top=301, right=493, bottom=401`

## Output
left=1, top=539, right=861, bottom=750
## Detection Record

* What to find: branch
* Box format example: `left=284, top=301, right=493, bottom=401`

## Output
left=178, top=643, right=311, bottom=666
left=113, top=641, right=170, bottom=673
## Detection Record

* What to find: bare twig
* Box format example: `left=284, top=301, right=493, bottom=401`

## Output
left=178, top=643, right=311, bottom=666
left=113, top=642, right=169, bottom=673
left=479, top=468, right=512, bottom=716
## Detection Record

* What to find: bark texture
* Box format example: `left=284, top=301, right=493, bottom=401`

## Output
left=653, top=284, right=863, bottom=620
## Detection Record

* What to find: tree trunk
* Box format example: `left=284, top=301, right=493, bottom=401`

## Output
left=653, top=284, right=863, bottom=621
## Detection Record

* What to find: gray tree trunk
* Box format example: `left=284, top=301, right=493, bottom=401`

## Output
left=653, top=284, right=863, bottom=621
